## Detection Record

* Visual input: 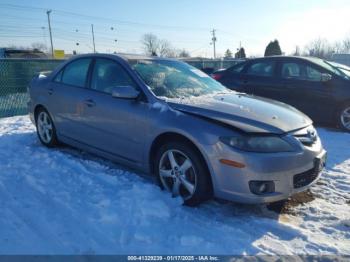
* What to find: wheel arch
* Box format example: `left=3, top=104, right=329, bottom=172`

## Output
left=34, top=104, right=46, bottom=122
left=148, top=132, right=214, bottom=192
left=336, top=99, right=350, bottom=128
left=338, top=99, right=350, bottom=109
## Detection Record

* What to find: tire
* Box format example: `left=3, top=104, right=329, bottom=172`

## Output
left=35, top=108, right=59, bottom=147
left=154, top=141, right=212, bottom=206
left=337, top=103, right=350, bottom=132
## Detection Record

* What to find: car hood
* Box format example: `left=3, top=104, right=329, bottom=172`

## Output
left=166, top=92, right=312, bottom=134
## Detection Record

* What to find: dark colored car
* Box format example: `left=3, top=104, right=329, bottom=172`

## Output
left=212, top=56, right=350, bottom=131
left=200, top=67, right=215, bottom=75
left=0, top=48, right=47, bottom=58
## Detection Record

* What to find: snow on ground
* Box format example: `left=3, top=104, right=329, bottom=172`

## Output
left=0, top=115, right=349, bottom=255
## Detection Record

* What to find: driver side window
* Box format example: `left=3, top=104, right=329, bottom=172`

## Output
left=91, top=58, right=136, bottom=94
left=306, top=66, right=322, bottom=81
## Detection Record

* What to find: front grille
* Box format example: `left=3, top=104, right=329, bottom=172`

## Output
left=293, top=167, right=319, bottom=188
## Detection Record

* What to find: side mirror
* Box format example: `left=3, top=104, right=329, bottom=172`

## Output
left=112, top=86, right=140, bottom=99
left=321, top=73, right=332, bottom=82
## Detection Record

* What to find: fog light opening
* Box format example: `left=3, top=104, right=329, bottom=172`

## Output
left=259, top=183, right=267, bottom=193
left=249, top=181, right=275, bottom=195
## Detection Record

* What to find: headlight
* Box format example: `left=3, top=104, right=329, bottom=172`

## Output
left=220, top=135, right=294, bottom=153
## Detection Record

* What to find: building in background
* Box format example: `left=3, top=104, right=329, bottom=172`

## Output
left=331, top=54, right=350, bottom=67
left=0, top=48, right=47, bottom=59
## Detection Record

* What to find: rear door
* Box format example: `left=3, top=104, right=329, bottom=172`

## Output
left=48, top=58, right=93, bottom=140
left=240, top=59, right=281, bottom=100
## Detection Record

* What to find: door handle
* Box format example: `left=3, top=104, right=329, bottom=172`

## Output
left=48, top=88, right=54, bottom=95
left=83, top=99, right=96, bottom=107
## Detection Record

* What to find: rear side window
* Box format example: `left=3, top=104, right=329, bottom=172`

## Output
left=246, top=61, right=275, bottom=77
left=60, top=58, right=91, bottom=87
left=91, top=58, right=136, bottom=94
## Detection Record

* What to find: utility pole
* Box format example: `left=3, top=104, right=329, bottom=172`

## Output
left=46, top=10, right=54, bottom=58
left=91, top=24, right=96, bottom=53
left=114, top=39, right=118, bottom=53
left=211, top=29, right=217, bottom=59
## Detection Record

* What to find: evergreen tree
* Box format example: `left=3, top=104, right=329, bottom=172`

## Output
left=264, top=40, right=282, bottom=56
left=224, top=49, right=233, bottom=58
left=235, top=47, right=246, bottom=58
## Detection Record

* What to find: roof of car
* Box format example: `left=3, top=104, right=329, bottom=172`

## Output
left=70, top=53, right=176, bottom=62
left=247, top=55, right=323, bottom=62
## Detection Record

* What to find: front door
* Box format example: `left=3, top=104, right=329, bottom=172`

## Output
left=277, top=60, right=334, bottom=122
left=80, top=58, right=149, bottom=165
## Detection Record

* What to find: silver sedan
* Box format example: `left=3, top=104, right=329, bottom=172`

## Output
left=28, top=54, right=327, bottom=206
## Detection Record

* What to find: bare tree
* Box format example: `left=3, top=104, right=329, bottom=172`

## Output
left=343, top=38, right=350, bottom=53
left=141, top=33, right=182, bottom=58
left=333, top=41, right=344, bottom=54
left=305, top=38, right=334, bottom=59
left=141, top=33, right=159, bottom=56
left=158, top=39, right=174, bottom=57
left=31, top=42, right=47, bottom=52
left=333, top=38, right=350, bottom=54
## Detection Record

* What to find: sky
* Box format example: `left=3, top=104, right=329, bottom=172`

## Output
left=0, top=0, right=349, bottom=57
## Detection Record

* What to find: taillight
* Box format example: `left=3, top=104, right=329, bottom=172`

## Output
left=212, top=73, right=223, bottom=80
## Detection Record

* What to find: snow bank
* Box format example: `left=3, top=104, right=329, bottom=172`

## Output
left=0, top=116, right=349, bottom=255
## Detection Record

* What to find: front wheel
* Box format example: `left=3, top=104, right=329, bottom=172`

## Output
left=338, top=104, right=350, bottom=132
left=35, top=108, right=58, bottom=147
left=155, top=142, right=212, bottom=206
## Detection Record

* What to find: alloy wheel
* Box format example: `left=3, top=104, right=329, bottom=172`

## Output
left=37, top=111, right=53, bottom=144
left=341, top=106, right=350, bottom=130
left=158, top=149, right=197, bottom=200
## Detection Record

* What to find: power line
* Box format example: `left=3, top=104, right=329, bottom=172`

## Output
left=0, top=12, right=211, bottom=43
left=0, top=3, right=233, bottom=57
left=0, top=3, right=211, bottom=32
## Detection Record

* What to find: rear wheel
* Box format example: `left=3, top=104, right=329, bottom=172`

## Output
left=155, top=142, right=212, bottom=206
left=338, top=104, right=350, bottom=132
left=35, top=108, right=58, bottom=147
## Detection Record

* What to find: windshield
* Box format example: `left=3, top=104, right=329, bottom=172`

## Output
left=129, top=59, right=229, bottom=98
left=306, top=57, right=350, bottom=79
left=327, top=61, right=350, bottom=78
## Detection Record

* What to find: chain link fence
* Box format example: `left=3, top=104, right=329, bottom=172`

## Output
left=0, top=59, right=63, bottom=118
left=0, top=58, right=243, bottom=118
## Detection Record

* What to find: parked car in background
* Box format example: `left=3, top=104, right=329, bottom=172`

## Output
left=212, top=56, right=350, bottom=131
left=28, top=54, right=326, bottom=206
left=200, top=67, right=215, bottom=75
left=0, top=48, right=47, bottom=58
